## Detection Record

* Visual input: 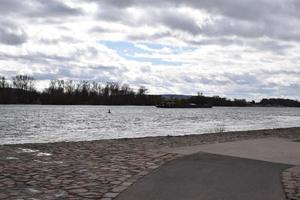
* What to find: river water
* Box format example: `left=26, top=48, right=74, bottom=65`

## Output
left=0, top=105, right=299, bottom=144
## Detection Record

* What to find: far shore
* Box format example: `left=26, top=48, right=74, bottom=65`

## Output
left=1, top=104, right=300, bottom=107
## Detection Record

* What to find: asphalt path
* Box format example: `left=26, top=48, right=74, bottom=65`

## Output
left=116, top=152, right=290, bottom=200
left=162, top=138, right=300, bottom=165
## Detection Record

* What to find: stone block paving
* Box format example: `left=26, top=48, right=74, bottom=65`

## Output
left=0, top=141, right=177, bottom=199
left=282, top=166, right=300, bottom=200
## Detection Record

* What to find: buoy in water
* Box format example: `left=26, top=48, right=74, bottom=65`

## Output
left=108, top=109, right=111, bottom=114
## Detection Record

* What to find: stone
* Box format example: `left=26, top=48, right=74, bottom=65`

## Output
left=54, top=190, right=68, bottom=198
left=112, top=186, right=127, bottom=192
left=78, top=192, right=102, bottom=198
left=103, top=192, right=119, bottom=198
left=0, top=193, right=8, bottom=199
left=282, top=166, right=300, bottom=200
left=111, top=181, right=122, bottom=185
left=3, top=180, right=15, bottom=186
left=68, top=188, right=89, bottom=194
left=27, top=188, right=42, bottom=194
left=122, top=182, right=132, bottom=186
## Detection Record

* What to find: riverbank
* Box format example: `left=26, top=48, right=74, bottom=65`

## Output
left=0, top=127, right=299, bottom=199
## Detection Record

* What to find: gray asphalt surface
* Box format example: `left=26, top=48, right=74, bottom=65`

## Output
left=116, top=152, right=290, bottom=200
left=163, top=138, right=300, bottom=165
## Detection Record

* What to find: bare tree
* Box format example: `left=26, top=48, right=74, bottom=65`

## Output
left=105, top=82, right=119, bottom=96
left=81, top=81, right=90, bottom=96
left=137, top=86, right=147, bottom=96
left=120, top=83, right=131, bottom=95
left=12, top=75, right=35, bottom=91
left=0, top=76, right=9, bottom=88
left=64, top=80, right=75, bottom=95
left=57, top=80, right=64, bottom=94
left=90, top=81, right=101, bottom=96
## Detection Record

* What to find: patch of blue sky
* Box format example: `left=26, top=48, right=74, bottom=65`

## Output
left=140, top=42, right=197, bottom=54
left=100, top=40, right=148, bottom=55
left=125, top=56, right=183, bottom=66
left=100, top=40, right=186, bottom=66
left=140, top=42, right=165, bottom=50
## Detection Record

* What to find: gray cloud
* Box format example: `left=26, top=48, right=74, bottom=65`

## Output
left=97, top=0, right=299, bottom=22
left=0, top=0, right=82, bottom=18
left=0, top=27, right=27, bottom=45
left=0, top=52, right=71, bottom=64
left=89, top=26, right=112, bottom=33
left=33, top=0, right=82, bottom=17
left=0, top=21, right=27, bottom=45
left=31, top=64, right=122, bottom=81
left=93, top=0, right=300, bottom=43
left=127, top=31, right=171, bottom=41
left=224, top=73, right=259, bottom=85
left=0, top=0, right=27, bottom=14
left=157, top=11, right=201, bottom=35
left=179, top=73, right=230, bottom=85
left=39, top=36, right=81, bottom=45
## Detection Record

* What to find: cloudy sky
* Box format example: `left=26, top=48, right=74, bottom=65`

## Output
left=0, top=0, right=300, bottom=100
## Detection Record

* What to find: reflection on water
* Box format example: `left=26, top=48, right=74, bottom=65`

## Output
left=0, top=105, right=299, bottom=144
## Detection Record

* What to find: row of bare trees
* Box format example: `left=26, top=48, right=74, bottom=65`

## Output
left=0, top=75, right=160, bottom=105
left=0, top=75, right=38, bottom=104
left=0, top=75, right=35, bottom=91
left=44, top=80, right=147, bottom=97
left=41, top=79, right=153, bottom=105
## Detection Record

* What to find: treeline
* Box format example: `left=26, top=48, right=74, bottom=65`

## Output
left=0, top=75, right=39, bottom=104
left=189, top=94, right=251, bottom=107
left=259, top=98, right=300, bottom=107
left=0, top=75, right=161, bottom=105
left=168, top=94, right=300, bottom=107
left=0, top=75, right=300, bottom=107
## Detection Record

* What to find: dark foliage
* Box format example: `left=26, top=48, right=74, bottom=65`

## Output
left=259, top=98, right=300, bottom=107
left=163, top=95, right=252, bottom=107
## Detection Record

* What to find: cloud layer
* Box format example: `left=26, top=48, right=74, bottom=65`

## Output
left=0, top=0, right=299, bottom=100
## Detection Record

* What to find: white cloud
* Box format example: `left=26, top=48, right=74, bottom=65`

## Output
left=0, top=0, right=299, bottom=100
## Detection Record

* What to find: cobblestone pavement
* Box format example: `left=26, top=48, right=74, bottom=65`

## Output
left=0, top=127, right=299, bottom=200
left=0, top=141, right=177, bottom=199
left=282, top=166, right=300, bottom=200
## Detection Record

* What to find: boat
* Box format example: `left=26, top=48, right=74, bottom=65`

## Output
left=155, top=103, right=212, bottom=108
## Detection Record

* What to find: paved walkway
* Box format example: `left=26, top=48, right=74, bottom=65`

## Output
left=116, top=152, right=290, bottom=200
left=163, top=138, right=300, bottom=165
left=117, top=138, right=300, bottom=200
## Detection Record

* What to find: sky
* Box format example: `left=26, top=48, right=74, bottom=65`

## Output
left=0, top=0, right=300, bottom=100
